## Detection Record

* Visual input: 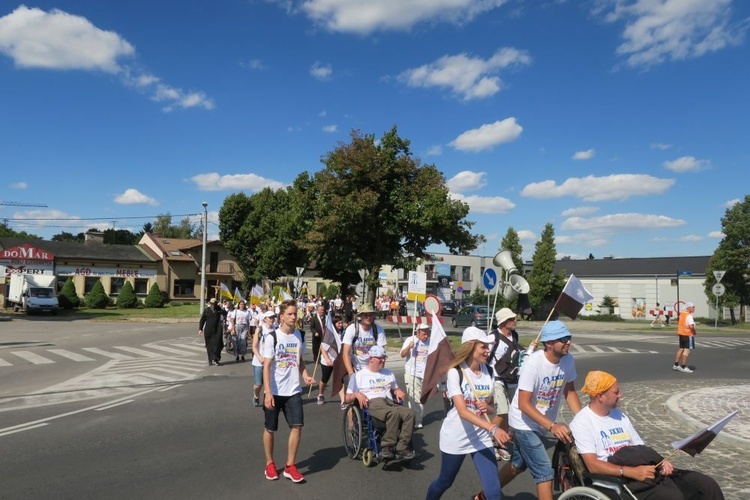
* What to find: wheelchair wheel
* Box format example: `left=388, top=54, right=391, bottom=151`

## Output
left=362, top=449, right=375, bottom=467
left=557, top=486, right=612, bottom=499
left=342, top=404, right=364, bottom=459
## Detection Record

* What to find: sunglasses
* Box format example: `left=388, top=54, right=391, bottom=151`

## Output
left=556, top=336, right=572, bottom=344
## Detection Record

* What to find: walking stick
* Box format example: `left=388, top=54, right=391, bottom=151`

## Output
left=308, top=352, right=321, bottom=397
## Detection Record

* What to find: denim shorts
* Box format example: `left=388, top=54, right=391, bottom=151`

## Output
left=510, top=428, right=554, bottom=483
left=264, top=392, right=304, bottom=432
left=253, top=365, right=263, bottom=384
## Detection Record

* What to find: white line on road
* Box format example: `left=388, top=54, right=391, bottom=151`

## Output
left=0, top=423, right=49, bottom=437
left=11, top=351, right=55, bottom=364
left=112, top=346, right=166, bottom=358
left=144, top=344, right=200, bottom=356
left=95, top=400, right=134, bottom=411
left=46, top=349, right=96, bottom=362
left=81, top=348, right=133, bottom=360
left=158, top=385, right=182, bottom=392
left=181, top=344, right=207, bottom=352
left=0, top=358, right=12, bottom=367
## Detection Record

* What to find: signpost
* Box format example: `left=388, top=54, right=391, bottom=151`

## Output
left=482, top=268, right=498, bottom=332
left=713, top=282, right=726, bottom=331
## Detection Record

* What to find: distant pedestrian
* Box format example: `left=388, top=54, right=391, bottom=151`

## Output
left=229, top=300, right=251, bottom=362
left=310, top=304, right=326, bottom=362
left=199, top=298, right=226, bottom=366
left=650, top=302, right=665, bottom=327
left=673, top=302, right=696, bottom=373
left=664, top=303, right=671, bottom=325
left=400, top=322, right=431, bottom=429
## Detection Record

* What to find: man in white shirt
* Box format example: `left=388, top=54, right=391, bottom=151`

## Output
left=342, top=303, right=387, bottom=375
left=347, top=345, right=416, bottom=460
left=400, top=323, right=430, bottom=429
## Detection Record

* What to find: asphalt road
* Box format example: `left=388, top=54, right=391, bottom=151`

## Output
left=1, top=318, right=748, bottom=499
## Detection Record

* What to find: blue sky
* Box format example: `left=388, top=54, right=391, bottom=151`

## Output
left=1, top=0, right=748, bottom=261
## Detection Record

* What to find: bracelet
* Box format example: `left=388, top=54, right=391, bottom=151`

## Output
left=489, top=425, right=498, bottom=435
left=549, top=422, right=556, bottom=431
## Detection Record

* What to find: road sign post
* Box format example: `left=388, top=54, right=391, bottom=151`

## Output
left=482, top=269, right=498, bottom=332
left=713, top=283, right=726, bottom=331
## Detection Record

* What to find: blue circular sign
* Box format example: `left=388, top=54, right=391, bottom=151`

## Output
left=482, top=268, right=498, bottom=291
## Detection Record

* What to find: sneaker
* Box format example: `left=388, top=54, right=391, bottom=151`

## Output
left=253, top=397, right=260, bottom=407
left=265, top=463, right=278, bottom=480
left=415, top=422, right=424, bottom=430
left=473, top=492, right=487, bottom=500
left=380, top=446, right=395, bottom=459
left=317, top=394, right=325, bottom=405
left=495, top=446, right=511, bottom=461
left=340, top=403, right=348, bottom=411
left=679, top=366, right=694, bottom=373
left=283, top=464, right=305, bottom=483
left=672, top=365, right=680, bottom=371
left=396, top=447, right=417, bottom=460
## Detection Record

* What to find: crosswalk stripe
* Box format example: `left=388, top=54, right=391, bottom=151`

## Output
left=588, top=345, right=605, bottom=353
left=112, top=346, right=165, bottom=358
left=112, top=366, right=202, bottom=377
left=0, top=358, right=12, bottom=367
left=180, top=344, right=207, bottom=352
left=12, top=351, right=55, bottom=364
left=81, top=348, right=133, bottom=360
left=144, top=344, right=199, bottom=356
left=47, top=349, right=96, bottom=362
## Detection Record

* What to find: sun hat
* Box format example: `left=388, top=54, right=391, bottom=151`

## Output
left=369, top=345, right=387, bottom=358
left=357, top=303, right=376, bottom=315
left=495, top=308, right=517, bottom=325
left=540, top=320, right=571, bottom=342
left=684, top=302, right=695, bottom=309
left=461, top=326, right=495, bottom=345
left=263, top=310, right=276, bottom=319
left=582, top=371, right=617, bottom=396
left=416, top=323, right=431, bottom=331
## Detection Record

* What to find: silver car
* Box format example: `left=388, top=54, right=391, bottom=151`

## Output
left=451, top=305, right=491, bottom=328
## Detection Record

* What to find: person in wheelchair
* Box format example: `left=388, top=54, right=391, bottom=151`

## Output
left=569, top=370, right=724, bottom=499
left=345, top=345, right=416, bottom=460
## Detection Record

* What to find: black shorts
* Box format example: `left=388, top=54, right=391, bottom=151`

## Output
left=321, top=364, right=333, bottom=384
left=264, top=392, right=304, bottom=432
left=678, top=335, right=695, bottom=350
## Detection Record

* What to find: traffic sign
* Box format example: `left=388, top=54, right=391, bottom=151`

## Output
left=482, top=268, right=498, bottom=291
left=713, top=270, right=726, bottom=283
left=712, top=283, right=726, bottom=297
left=678, top=270, right=692, bottom=277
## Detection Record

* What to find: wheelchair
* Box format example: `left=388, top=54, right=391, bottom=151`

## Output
left=341, top=400, right=415, bottom=469
left=552, top=441, right=637, bottom=499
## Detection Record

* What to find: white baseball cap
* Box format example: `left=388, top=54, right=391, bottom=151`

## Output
left=416, top=323, right=431, bottom=331
left=263, top=310, right=276, bottom=318
left=461, top=326, right=495, bottom=345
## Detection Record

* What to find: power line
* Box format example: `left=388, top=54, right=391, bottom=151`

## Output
left=3, top=212, right=198, bottom=222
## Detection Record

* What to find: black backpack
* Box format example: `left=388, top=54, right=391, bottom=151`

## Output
left=488, top=329, right=523, bottom=385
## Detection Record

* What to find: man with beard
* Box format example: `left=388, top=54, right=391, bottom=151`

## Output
left=199, top=298, right=226, bottom=366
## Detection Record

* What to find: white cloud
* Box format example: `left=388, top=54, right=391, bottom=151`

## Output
left=426, top=145, right=442, bottom=156
left=300, top=0, right=510, bottom=34
left=446, top=171, right=487, bottom=193
left=724, top=198, right=740, bottom=208
left=708, top=230, right=724, bottom=238
left=322, top=124, right=338, bottom=133
left=114, top=188, right=158, bottom=206
left=10, top=182, right=27, bottom=189
left=517, top=230, right=536, bottom=241
left=190, top=172, right=287, bottom=192
left=450, top=193, right=515, bottom=214
left=678, top=234, right=703, bottom=242
left=562, top=213, right=686, bottom=231
left=521, top=174, right=674, bottom=202
left=310, top=61, right=333, bottom=80
left=572, top=148, right=596, bottom=160
left=650, top=142, right=672, bottom=150
left=601, top=0, right=745, bottom=68
left=0, top=6, right=214, bottom=112
left=663, top=155, right=709, bottom=172
left=240, top=59, right=266, bottom=70
left=10, top=208, right=81, bottom=229
left=450, top=117, right=522, bottom=152
left=397, top=48, right=531, bottom=101
left=561, top=206, right=599, bottom=217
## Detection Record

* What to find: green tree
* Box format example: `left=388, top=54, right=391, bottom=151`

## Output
left=0, top=225, right=40, bottom=238
left=527, top=223, right=564, bottom=310
left=598, top=295, right=617, bottom=314
left=116, top=281, right=139, bottom=308
left=85, top=281, right=109, bottom=309
left=152, top=213, right=197, bottom=239
left=103, top=228, right=140, bottom=245
left=52, top=231, right=84, bottom=242
left=144, top=283, right=165, bottom=308
left=704, top=195, right=750, bottom=323
left=58, top=277, right=81, bottom=309
left=499, top=227, right=525, bottom=276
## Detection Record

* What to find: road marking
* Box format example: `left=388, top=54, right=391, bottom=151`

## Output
left=0, top=358, right=12, bottom=367
left=47, top=349, right=96, bottom=362
left=11, top=351, right=55, bottom=364
left=158, top=384, right=182, bottom=392
left=144, top=343, right=200, bottom=356
left=0, top=423, right=49, bottom=438
left=180, top=344, right=207, bottom=352
left=81, top=348, right=134, bottom=360
left=95, top=400, right=134, bottom=411
left=112, top=346, right=165, bottom=358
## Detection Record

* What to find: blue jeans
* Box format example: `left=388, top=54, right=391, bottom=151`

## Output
left=510, top=428, right=554, bottom=483
left=426, top=447, right=501, bottom=500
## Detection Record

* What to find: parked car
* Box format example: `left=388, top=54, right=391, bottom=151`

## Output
left=440, top=300, right=458, bottom=316
left=451, top=305, right=492, bottom=328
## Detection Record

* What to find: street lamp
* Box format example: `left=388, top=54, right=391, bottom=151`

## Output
left=200, top=202, right=208, bottom=311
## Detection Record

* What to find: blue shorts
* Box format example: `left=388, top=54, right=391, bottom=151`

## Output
left=510, top=428, right=554, bottom=483
left=253, top=365, right=263, bottom=384
left=264, top=393, right=304, bottom=432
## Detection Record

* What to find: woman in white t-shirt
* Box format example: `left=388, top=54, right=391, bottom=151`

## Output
left=426, top=327, right=511, bottom=500
left=228, top=301, right=251, bottom=362
left=316, top=314, right=346, bottom=407
left=252, top=310, right=276, bottom=407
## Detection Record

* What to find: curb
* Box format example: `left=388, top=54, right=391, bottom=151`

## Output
left=665, top=388, right=750, bottom=451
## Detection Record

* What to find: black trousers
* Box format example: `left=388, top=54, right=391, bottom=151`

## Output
left=635, top=469, right=724, bottom=500
left=204, top=332, right=223, bottom=362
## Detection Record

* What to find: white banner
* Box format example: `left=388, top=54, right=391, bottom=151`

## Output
left=407, top=271, right=427, bottom=301
left=56, top=265, right=157, bottom=278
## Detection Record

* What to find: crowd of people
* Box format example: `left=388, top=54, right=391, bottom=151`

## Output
left=198, top=295, right=722, bottom=499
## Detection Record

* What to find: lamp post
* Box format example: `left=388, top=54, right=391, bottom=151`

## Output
left=200, top=202, right=208, bottom=312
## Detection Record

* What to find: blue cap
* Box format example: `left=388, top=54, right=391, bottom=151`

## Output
left=540, top=320, right=570, bottom=342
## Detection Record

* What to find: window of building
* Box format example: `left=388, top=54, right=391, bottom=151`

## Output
left=134, top=279, right=149, bottom=295
left=174, top=279, right=195, bottom=297
left=84, top=277, right=100, bottom=294
left=461, top=266, right=472, bottom=282
left=209, top=252, right=219, bottom=273
left=110, top=278, right=125, bottom=295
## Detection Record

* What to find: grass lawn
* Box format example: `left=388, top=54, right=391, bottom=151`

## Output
left=56, top=303, right=201, bottom=321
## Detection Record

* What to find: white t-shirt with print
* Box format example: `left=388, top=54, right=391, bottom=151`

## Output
left=569, top=406, right=644, bottom=461
left=401, top=336, right=430, bottom=379
left=346, top=367, right=398, bottom=401
left=261, top=329, right=306, bottom=396
left=342, top=323, right=387, bottom=371
left=252, top=326, right=273, bottom=367
left=439, top=363, right=494, bottom=455
left=508, top=350, right=577, bottom=433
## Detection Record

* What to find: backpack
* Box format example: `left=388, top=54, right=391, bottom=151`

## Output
left=488, top=329, right=523, bottom=385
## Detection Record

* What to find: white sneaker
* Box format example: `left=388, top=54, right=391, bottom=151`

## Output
left=672, top=365, right=680, bottom=371
left=679, top=366, right=693, bottom=373
left=317, top=394, right=325, bottom=405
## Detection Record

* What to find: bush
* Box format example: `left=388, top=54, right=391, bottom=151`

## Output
left=85, top=281, right=109, bottom=309
left=116, top=281, right=139, bottom=309
left=58, top=277, right=81, bottom=309
left=144, top=282, right=165, bottom=308
left=578, top=314, right=625, bottom=322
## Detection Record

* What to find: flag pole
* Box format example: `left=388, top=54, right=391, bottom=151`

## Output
left=308, top=351, right=321, bottom=397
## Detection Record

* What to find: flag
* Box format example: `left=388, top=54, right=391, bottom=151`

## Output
left=281, top=288, right=293, bottom=301
left=327, top=311, right=347, bottom=398
left=219, top=282, right=234, bottom=301
left=250, top=285, right=263, bottom=306
left=555, top=274, right=594, bottom=320
left=233, top=287, right=245, bottom=304
left=420, top=311, right=455, bottom=404
left=670, top=410, right=739, bottom=457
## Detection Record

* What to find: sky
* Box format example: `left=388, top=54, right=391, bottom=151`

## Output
left=1, top=0, right=748, bottom=262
